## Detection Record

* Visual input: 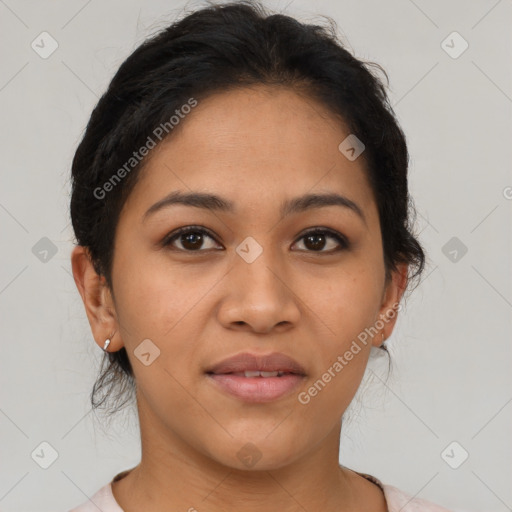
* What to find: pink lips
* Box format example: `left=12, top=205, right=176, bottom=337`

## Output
left=206, top=352, right=307, bottom=403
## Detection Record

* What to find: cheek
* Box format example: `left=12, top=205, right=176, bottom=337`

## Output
left=310, top=263, right=382, bottom=338
left=298, top=275, right=377, bottom=409
left=297, top=351, right=370, bottom=428
left=301, top=266, right=381, bottom=394
left=111, top=251, right=217, bottom=382
left=112, top=247, right=195, bottom=334
left=111, top=259, right=206, bottom=406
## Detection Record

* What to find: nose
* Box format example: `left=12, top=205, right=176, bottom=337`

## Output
left=216, top=247, right=301, bottom=334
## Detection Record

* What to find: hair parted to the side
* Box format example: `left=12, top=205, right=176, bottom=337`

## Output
left=69, top=0, right=426, bottom=418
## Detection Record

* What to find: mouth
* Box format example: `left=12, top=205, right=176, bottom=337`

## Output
left=212, top=370, right=296, bottom=377
left=206, top=351, right=307, bottom=376
left=205, top=352, right=307, bottom=403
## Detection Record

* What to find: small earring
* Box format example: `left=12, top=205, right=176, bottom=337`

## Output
left=381, top=332, right=385, bottom=343
left=102, top=331, right=115, bottom=352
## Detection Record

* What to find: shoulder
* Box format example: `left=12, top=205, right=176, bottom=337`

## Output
left=352, top=470, right=454, bottom=512
left=67, top=482, right=123, bottom=512
left=382, top=483, right=454, bottom=512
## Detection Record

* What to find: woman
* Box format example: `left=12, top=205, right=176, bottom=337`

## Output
left=68, top=1, right=453, bottom=510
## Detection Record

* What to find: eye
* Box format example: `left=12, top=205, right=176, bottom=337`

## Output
left=162, top=226, right=222, bottom=252
left=292, top=228, right=349, bottom=253
left=162, top=226, right=349, bottom=254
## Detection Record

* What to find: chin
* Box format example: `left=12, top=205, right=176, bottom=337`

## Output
left=204, top=436, right=302, bottom=473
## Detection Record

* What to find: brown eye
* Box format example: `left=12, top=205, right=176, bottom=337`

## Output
left=293, top=228, right=349, bottom=253
left=162, top=226, right=349, bottom=254
left=163, top=227, right=221, bottom=252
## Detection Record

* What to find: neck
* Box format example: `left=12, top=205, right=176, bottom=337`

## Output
left=112, top=418, right=359, bottom=512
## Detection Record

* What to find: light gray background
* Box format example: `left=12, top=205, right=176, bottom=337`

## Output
left=0, top=0, right=511, bottom=511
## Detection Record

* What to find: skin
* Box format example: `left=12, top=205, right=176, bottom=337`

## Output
left=72, top=84, right=407, bottom=512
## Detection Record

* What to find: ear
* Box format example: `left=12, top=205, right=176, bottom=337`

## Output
left=71, top=245, right=122, bottom=352
left=372, top=262, right=408, bottom=348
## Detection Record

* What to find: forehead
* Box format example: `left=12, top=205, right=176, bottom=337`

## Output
left=126, top=85, right=376, bottom=221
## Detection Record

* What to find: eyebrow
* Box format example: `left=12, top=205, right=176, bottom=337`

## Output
left=143, top=190, right=366, bottom=224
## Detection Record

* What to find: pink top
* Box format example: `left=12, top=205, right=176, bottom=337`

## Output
left=68, top=469, right=453, bottom=511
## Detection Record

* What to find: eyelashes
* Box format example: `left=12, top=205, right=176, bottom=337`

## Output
left=161, top=225, right=350, bottom=254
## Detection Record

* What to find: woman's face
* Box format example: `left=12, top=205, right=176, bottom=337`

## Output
left=80, top=85, right=406, bottom=470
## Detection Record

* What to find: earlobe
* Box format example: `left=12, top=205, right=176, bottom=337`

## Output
left=71, top=245, right=120, bottom=351
left=373, top=263, right=409, bottom=347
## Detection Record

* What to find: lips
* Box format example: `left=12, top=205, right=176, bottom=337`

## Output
left=206, top=352, right=307, bottom=402
left=206, top=352, right=307, bottom=376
